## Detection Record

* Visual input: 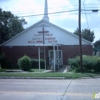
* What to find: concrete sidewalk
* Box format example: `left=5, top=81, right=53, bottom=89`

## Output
left=42, top=65, right=68, bottom=73
left=57, top=65, right=68, bottom=73
left=42, top=70, right=53, bottom=73
left=4, top=65, right=69, bottom=73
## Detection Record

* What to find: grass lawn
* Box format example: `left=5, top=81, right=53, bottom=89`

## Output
left=0, top=72, right=100, bottom=79
left=0, top=67, right=100, bottom=79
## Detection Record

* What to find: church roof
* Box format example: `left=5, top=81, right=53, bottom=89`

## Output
left=0, top=19, right=91, bottom=46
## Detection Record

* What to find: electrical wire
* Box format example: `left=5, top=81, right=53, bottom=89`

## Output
left=0, top=9, right=99, bottom=19
left=8, top=4, right=100, bottom=14
left=83, top=0, right=90, bottom=29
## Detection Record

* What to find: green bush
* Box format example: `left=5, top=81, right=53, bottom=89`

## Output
left=82, top=56, right=97, bottom=71
left=68, top=55, right=100, bottom=72
left=31, top=59, right=45, bottom=69
left=18, top=55, right=31, bottom=71
left=68, top=56, right=80, bottom=72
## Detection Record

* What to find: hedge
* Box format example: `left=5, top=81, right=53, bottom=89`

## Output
left=31, top=59, right=45, bottom=69
left=68, top=55, right=100, bottom=72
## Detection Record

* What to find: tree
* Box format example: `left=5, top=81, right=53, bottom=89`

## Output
left=73, top=28, right=95, bottom=42
left=0, top=8, right=27, bottom=44
left=94, top=40, right=100, bottom=49
left=8, top=17, right=26, bottom=38
left=93, top=40, right=100, bottom=55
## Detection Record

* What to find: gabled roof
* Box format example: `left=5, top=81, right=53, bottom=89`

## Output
left=0, top=19, right=91, bottom=46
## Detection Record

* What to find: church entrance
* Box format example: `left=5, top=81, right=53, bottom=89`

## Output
left=49, top=50, right=63, bottom=66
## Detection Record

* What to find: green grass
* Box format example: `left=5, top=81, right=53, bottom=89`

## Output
left=0, top=72, right=100, bottom=79
left=0, top=67, right=100, bottom=79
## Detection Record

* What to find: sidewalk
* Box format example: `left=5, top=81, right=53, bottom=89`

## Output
left=57, top=65, right=68, bottom=73
left=5, top=66, right=68, bottom=73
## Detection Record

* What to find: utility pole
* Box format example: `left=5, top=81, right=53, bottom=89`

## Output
left=79, top=0, right=83, bottom=73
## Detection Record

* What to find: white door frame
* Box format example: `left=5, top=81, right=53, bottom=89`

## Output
left=48, top=50, right=63, bottom=66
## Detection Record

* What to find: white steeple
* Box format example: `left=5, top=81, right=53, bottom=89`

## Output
left=43, top=0, right=49, bottom=21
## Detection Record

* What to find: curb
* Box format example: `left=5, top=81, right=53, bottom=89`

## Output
left=0, top=76, right=100, bottom=79
left=0, top=76, right=66, bottom=79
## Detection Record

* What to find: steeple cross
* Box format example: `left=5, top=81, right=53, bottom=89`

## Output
left=38, top=27, right=49, bottom=44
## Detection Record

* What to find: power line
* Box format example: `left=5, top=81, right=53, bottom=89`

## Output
left=0, top=9, right=99, bottom=19
left=13, top=6, right=100, bottom=15
left=16, top=9, right=100, bottom=18
left=83, top=0, right=90, bottom=29
left=0, top=9, right=78, bottom=19
left=16, top=9, right=78, bottom=17
left=9, top=4, right=100, bottom=14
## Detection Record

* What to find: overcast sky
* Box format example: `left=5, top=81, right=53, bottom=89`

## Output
left=0, top=0, right=100, bottom=42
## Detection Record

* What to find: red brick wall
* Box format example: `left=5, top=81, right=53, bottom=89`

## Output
left=60, top=45, right=92, bottom=64
left=1, top=45, right=92, bottom=66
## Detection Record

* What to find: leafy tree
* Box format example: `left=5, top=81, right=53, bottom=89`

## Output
left=94, top=40, right=100, bottom=49
left=73, top=28, right=95, bottom=42
left=73, top=28, right=79, bottom=36
left=8, top=17, right=26, bottom=38
left=0, top=8, right=27, bottom=44
left=93, top=40, right=100, bottom=55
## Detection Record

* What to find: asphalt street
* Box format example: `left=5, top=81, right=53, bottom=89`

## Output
left=0, top=78, right=100, bottom=100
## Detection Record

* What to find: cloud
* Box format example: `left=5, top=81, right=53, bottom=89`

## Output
left=0, top=0, right=100, bottom=42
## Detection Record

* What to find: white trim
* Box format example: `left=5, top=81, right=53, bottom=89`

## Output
left=0, top=20, right=43, bottom=46
left=38, top=47, right=41, bottom=71
left=0, top=20, right=92, bottom=46
left=57, top=45, right=59, bottom=69
left=34, top=44, right=63, bottom=47
left=44, top=47, right=46, bottom=70
left=53, top=46, right=56, bottom=71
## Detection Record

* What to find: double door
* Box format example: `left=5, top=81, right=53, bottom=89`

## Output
left=49, top=50, right=63, bottom=65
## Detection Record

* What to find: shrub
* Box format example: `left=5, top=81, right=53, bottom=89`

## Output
left=68, top=56, right=80, bottom=72
left=18, top=55, right=31, bottom=71
left=68, top=55, right=100, bottom=72
left=82, top=56, right=97, bottom=71
left=31, top=59, right=45, bottom=69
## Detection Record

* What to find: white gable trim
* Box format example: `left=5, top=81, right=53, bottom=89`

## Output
left=0, top=19, right=92, bottom=46
left=43, top=20, right=92, bottom=45
left=0, top=20, right=43, bottom=46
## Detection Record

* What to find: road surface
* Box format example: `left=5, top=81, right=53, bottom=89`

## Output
left=0, top=78, right=100, bottom=100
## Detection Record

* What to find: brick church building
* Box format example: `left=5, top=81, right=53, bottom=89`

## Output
left=0, top=0, right=92, bottom=71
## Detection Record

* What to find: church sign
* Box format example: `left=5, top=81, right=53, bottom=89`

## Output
left=28, top=27, right=57, bottom=44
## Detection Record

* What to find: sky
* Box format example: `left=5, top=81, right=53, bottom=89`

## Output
left=0, top=0, right=100, bottom=42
